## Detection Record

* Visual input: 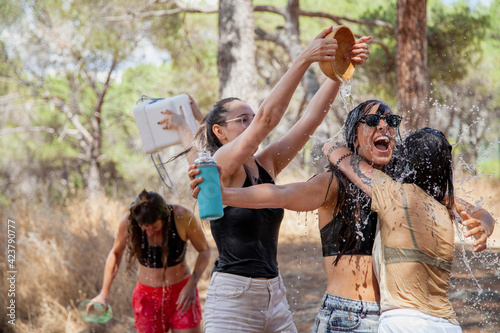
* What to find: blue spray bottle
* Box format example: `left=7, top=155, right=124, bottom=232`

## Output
left=194, top=151, right=224, bottom=220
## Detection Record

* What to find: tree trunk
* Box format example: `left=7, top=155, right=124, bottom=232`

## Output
left=218, top=0, right=259, bottom=109
left=396, top=0, right=429, bottom=131
left=284, top=0, right=320, bottom=120
left=87, top=113, right=102, bottom=195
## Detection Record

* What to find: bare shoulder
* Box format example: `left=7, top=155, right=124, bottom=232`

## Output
left=171, top=204, right=199, bottom=234
left=117, top=214, right=130, bottom=232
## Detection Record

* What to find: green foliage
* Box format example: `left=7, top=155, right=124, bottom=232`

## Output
left=489, top=0, right=500, bottom=39
left=0, top=0, right=23, bottom=28
left=427, top=1, right=489, bottom=84
left=357, top=3, right=398, bottom=97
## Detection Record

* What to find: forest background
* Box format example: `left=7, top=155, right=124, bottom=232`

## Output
left=0, top=0, right=499, bottom=332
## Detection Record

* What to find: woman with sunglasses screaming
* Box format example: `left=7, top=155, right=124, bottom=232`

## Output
left=184, top=27, right=371, bottom=333
left=324, top=128, right=495, bottom=332
left=192, top=100, right=494, bottom=332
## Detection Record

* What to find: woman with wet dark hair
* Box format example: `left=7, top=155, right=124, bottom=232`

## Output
left=324, top=128, right=495, bottom=332
left=184, top=27, right=371, bottom=333
left=196, top=100, right=494, bottom=332
left=212, top=100, right=398, bottom=332
left=89, top=190, right=210, bottom=333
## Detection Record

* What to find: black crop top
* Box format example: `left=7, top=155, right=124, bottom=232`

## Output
left=210, top=161, right=284, bottom=279
left=138, top=205, right=187, bottom=268
left=320, top=212, right=377, bottom=256
left=320, top=171, right=377, bottom=256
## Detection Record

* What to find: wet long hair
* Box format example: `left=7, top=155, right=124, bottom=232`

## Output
left=126, top=190, right=172, bottom=270
left=326, top=100, right=396, bottom=265
left=387, top=128, right=454, bottom=209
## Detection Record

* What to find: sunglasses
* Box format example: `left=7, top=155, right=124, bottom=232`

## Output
left=224, top=114, right=255, bottom=128
left=358, top=114, right=402, bottom=128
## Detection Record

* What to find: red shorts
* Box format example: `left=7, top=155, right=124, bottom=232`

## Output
left=132, top=276, right=202, bottom=333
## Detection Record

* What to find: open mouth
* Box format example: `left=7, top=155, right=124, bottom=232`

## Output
left=374, top=136, right=390, bottom=153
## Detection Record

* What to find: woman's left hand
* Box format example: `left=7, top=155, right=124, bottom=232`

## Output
left=176, top=278, right=197, bottom=313
left=350, top=36, right=371, bottom=65
left=460, top=211, right=489, bottom=252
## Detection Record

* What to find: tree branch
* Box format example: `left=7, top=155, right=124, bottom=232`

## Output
left=255, top=27, right=288, bottom=49
left=298, top=9, right=394, bottom=30
left=0, top=126, right=55, bottom=137
left=254, top=5, right=286, bottom=17
left=369, top=38, right=396, bottom=67
left=93, top=54, right=119, bottom=116
left=105, top=0, right=217, bottom=21
left=40, top=93, right=93, bottom=145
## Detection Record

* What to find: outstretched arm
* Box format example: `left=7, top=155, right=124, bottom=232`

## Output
left=221, top=171, right=335, bottom=212
left=322, top=143, right=497, bottom=253
left=261, top=36, right=372, bottom=176
left=88, top=215, right=128, bottom=312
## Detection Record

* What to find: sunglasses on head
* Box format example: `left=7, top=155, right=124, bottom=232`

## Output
left=358, top=114, right=402, bottom=128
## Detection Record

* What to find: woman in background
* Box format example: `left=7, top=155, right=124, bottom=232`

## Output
left=89, top=190, right=210, bottom=333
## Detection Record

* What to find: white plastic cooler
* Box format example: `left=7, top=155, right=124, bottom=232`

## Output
left=133, top=94, right=198, bottom=154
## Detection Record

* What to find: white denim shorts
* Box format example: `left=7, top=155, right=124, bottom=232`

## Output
left=203, top=271, right=297, bottom=333
left=379, top=309, right=462, bottom=333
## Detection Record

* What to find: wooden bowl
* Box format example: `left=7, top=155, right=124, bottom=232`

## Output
left=319, top=25, right=356, bottom=82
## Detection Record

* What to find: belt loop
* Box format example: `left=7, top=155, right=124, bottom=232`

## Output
left=361, top=301, right=367, bottom=318
left=209, top=271, right=218, bottom=285
left=246, top=277, right=252, bottom=290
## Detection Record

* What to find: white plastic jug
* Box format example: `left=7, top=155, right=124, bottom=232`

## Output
left=133, top=94, right=198, bottom=154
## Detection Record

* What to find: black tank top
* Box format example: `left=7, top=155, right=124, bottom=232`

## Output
left=210, top=161, right=284, bottom=278
left=320, top=211, right=377, bottom=256
left=138, top=205, right=187, bottom=268
left=319, top=170, right=377, bottom=256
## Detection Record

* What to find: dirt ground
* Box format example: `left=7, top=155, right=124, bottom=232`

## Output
left=275, top=238, right=500, bottom=332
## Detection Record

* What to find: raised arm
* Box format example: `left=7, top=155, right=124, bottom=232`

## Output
left=159, top=94, right=204, bottom=165
left=88, top=215, right=128, bottom=311
left=323, top=142, right=374, bottom=197
left=174, top=205, right=211, bottom=312
left=261, top=36, right=371, bottom=176
left=214, top=27, right=338, bottom=178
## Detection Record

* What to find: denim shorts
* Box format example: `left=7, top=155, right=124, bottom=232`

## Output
left=312, top=293, right=380, bottom=333
left=203, top=271, right=297, bottom=333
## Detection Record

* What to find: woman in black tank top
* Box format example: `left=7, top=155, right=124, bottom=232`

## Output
left=88, top=190, right=210, bottom=333
left=186, top=29, right=371, bottom=333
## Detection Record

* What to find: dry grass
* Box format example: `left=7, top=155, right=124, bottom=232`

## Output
left=0, top=170, right=498, bottom=332
left=454, top=172, right=500, bottom=248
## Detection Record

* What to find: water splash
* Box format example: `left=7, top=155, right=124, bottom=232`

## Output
left=339, top=79, right=354, bottom=113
